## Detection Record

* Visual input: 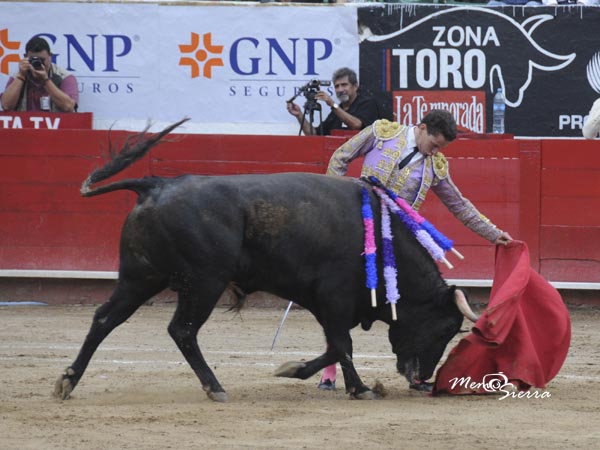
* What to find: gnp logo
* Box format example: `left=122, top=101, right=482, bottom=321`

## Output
left=0, top=29, right=133, bottom=73
left=0, top=29, right=22, bottom=75
left=0, top=29, right=135, bottom=95
left=179, top=33, right=223, bottom=79
left=178, top=31, right=333, bottom=79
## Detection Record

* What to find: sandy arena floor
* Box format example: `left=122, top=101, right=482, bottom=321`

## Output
left=0, top=303, right=599, bottom=450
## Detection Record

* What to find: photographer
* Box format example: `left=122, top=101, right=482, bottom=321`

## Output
left=286, top=67, right=379, bottom=136
left=1, top=36, right=78, bottom=112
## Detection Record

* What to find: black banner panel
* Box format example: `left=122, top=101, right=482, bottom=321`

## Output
left=358, top=5, right=600, bottom=137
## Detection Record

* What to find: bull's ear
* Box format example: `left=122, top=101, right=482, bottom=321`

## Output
left=453, top=286, right=469, bottom=301
left=448, top=285, right=470, bottom=303
left=361, top=318, right=373, bottom=331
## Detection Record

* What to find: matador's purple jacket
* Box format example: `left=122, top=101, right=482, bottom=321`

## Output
left=326, top=119, right=502, bottom=243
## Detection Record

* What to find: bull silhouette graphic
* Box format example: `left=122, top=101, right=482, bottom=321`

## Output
left=588, top=52, right=600, bottom=95
left=365, top=7, right=575, bottom=108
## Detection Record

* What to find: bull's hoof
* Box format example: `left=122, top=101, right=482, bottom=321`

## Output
left=202, top=384, right=228, bottom=403
left=207, top=390, right=228, bottom=403
left=274, top=361, right=306, bottom=378
left=53, top=367, right=76, bottom=400
left=409, top=381, right=433, bottom=393
left=350, top=389, right=377, bottom=400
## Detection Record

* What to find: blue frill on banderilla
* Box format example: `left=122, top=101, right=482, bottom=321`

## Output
left=359, top=177, right=464, bottom=321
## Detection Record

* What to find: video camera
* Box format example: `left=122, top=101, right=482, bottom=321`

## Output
left=287, top=79, right=331, bottom=108
left=29, top=56, right=44, bottom=70
left=297, top=79, right=331, bottom=103
left=287, top=79, right=332, bottom=136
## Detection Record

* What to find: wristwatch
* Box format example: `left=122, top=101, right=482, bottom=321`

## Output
left=332, top=103, right=339, bottom=110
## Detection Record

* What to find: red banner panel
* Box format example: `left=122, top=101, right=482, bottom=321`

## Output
left=392, top=90, right=486, bottom=134
left=0, top=112, right=93, bottom=130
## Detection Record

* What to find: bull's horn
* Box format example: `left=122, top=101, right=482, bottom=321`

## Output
left=454, top=289, right=479, bottom=323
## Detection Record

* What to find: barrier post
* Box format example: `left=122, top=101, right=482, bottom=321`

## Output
left=518, top=140, right=541, bottom=271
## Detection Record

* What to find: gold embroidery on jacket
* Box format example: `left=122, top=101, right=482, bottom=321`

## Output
left=361, top=125, right=409, bottom=186
left=432, top=152, right=449, bottom=179
left=374, top=120, right=403, bottom=140
left=411, top=158, right=432, bottom=211
left=478, top=212, right=492, bottom=224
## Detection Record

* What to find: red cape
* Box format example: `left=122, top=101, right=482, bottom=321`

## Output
left=433, top=241, right=571, bottom=395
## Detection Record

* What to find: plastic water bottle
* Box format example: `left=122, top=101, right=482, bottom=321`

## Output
left=492, top=88, right=505, bottom=134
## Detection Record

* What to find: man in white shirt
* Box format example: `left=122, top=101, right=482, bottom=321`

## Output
left=583, top=98, right=600, bottom=139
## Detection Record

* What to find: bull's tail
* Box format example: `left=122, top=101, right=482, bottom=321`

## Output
left=80, top=118, right=189, bottom=197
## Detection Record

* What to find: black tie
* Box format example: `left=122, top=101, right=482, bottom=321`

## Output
left=398, top=147, right=419, bottom=170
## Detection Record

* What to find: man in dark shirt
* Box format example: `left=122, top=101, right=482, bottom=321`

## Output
left=286, top=67, right=379, bottom=136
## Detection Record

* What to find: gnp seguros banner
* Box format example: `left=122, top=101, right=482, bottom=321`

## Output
left=0, top=3, right=358, bottom=126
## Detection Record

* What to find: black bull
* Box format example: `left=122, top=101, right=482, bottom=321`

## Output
left=54, top=120, right=475, bottom=402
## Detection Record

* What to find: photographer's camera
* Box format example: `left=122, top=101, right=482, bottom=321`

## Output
left=29, top=57, right=44, bottom=70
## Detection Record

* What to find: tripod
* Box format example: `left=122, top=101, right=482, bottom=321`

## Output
left=298, top=99, right=323, bottom=136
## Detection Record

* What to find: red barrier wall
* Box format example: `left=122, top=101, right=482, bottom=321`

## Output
left=1, top=129, right=599, bottom=284
left=539, top=139, right=600, bottom=282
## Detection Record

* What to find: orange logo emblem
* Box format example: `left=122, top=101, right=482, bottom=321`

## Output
left=179, top=32, right=224, bottom=79
left=0, top=29, right=21, bottom=75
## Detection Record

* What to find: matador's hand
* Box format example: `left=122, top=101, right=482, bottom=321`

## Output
left=494, top=231, right=513, bottom=246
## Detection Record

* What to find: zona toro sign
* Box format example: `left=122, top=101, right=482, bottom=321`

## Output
left=358, top=5, right=600, bottom=137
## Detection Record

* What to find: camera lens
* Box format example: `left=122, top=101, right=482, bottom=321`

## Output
left=30, top=57, right=43, bottom=70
